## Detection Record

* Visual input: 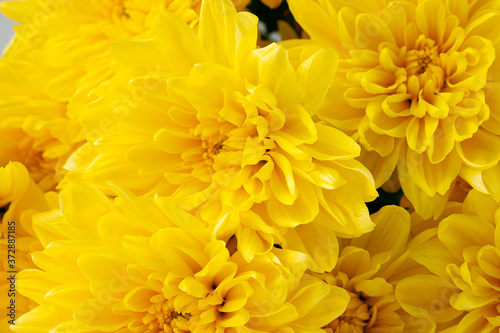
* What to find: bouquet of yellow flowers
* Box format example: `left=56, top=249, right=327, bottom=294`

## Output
left=1, top=0, right=499, bottom=332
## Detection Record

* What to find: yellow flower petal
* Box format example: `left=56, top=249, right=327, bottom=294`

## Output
left=404, top=149, right=462, bottom=197
left=111, top=39, right=168, bottom=69
left=296, top=48, right=338, bottom=115
left=155, top=12, right=207, bottom=75
left=287, top=0, right=341, bottom=50
left=289, top=280, right=349, bottom=328
left=11, top=306, right=61, bottom=333
left=457, top=129, right=500, bottom=168
left=396, top=275, right=463, bottom=323
left=351, top=205, right=410, bottom=258
left=438, top=214, right=494, bottom=259
left=0, top=161, right=30, bottom=206
left=300, top=123, right=360, bottom=160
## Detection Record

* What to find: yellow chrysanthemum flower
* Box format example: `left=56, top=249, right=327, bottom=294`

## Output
left=0, top=0, right=250, bottom=190
left=1, top=0, right=249, bottom=66
left=0, top=161, right=56, bottom=332
left=310, top=205, right=435, bottom=333
left=396, top=189, right=500, bottom=332
left=0, top=59, right=84, bottom=191
left=1, top=0, right=202, bottom=62
left=0, top=0, right=213, bottom=189
left=14, top=182, right=350, bottom=332
left=287, top=0, right=500, bottom=219
left=67, top=0, right=377, bottom=270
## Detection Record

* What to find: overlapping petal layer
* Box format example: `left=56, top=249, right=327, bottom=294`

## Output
left=0, top=0, right=213, bottom=190
left=397, top=190, right=500, bottom=332
left=312, top=205, right=436, bottom=333
left=68, top=0, right=378, bottom=270
left=0, top=162, right=56, bottom=333
left=288, top=0, right=500, bottom=218
left=2, top=0, right=500, bottom=332
left=13, top=182, right=350, bottom=332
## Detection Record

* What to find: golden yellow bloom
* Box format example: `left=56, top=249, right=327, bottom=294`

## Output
left=0, top=161, right=56, bottom=332
left=0, top=59, right=84, bottom=190
left=396, top=189, right=500, bottom=332
left=288, top=0, right=500, bottom=219
left=0, top=0, right=209, bottom=190
left=1, top=0, right=248, bottom=66
left=1, top=0, right=201, bottom=64
left=14, top=182, right=350, bottom=332
left=311, top=205, right=435, bottom=333
left=67, top=0, right=377, bottom=270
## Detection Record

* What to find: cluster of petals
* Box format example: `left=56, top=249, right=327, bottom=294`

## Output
left=67, top=0, right=377, bottom=270
left=13, top=182, right=350, bottom=332
left=397, top=189, right=500, bottom=333
left=288, top=0, right=500, bottom=218
left=1, top=0, right=500, bottom=332
left=0, top=162, right=56, bottom=332
left=0, top=0, right=208, bottom=190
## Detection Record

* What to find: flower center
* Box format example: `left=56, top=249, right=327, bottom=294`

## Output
left=140, top=293, right=192, bottom=331
left=111, top=0, right=131, bottom=18
left=406, top=35, right=440, bottom=76
left=322, top=285, right=404, bottom=333
left=325, top=292, right=372, bottom=333
left=404, top=35, right=445, bottom=97
left=100, top=0, right=150, bottom=37
left=155, top=310, right=191, bottom=331
left=203, top=135, right=227, bottom=159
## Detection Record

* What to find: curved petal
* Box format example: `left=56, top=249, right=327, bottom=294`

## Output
left=358, top=141, right=401, bottom=187
left=285, top=222, right=339, bottom=272
left=267, top=179, right=319, bottom=227
left=289, top=280, right=349, bottom=328
left=287, top=0, right=341, bottom=50
left=457, top=129, right=500, bottom=168
left=462, top=189, right=498, bottom=221
left=301, top=123, right=360, bottom=160
left=455, top=308, right=493, bottom=333
left=404, top=149, right=462, bottom=197
left=398, top=161, right=452, bottom=220
left=351, top=205, right=410, bottom=258
left=316, top=186, right=374, bottom=238
left=296, top=48, right=338, bottom=115
left=396, top=275, right=463, bottom=323
left=155, top=12, right=207, bottom=75
left=438, top=214, right=494, bottom=259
